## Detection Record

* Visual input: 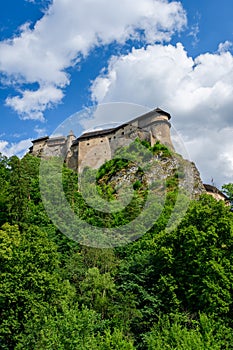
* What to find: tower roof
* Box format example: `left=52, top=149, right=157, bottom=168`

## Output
left=68, top=130, right=75, bottom=136
left=154, top=107, right=171, bottom=119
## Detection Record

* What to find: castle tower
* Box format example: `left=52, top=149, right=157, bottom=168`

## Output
left=66, top=130, right=76, bottom=151
left=149, top=108, right=174, bottom=151
left=134, top=108, right=174, bottom=151
left=65, top=130, right=76, bottom=165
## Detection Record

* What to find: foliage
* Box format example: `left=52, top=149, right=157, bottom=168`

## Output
left=222, top=183, right=233, bottom=209
left=144, top=313, right=233, bottom=350
left=0, top=153, right=232, bottom=349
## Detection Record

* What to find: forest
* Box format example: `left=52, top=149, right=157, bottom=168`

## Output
left=0, top=148, right=233, bottom=349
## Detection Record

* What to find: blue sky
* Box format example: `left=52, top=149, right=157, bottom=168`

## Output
left=0, top=0, right=233, bottom=186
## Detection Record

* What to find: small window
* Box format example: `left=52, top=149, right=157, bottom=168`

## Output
left=113, top=136, right=116, bottom=139
left=122, top=131, right=124, bottom=135
left=109, top=137, right=111, bottom=141
left=87, top=142, right=89, bottom=146
left=100, top=140, right=103, bottom=143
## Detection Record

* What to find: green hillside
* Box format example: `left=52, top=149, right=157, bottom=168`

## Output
left=0, top=150, right=233, bottom=349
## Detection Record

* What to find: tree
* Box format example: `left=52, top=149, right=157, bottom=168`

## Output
left=114, top=194, right=233, bottom=343
left=17, top=302, right=135, bottom=350
left=0, top=223, right=71, bottom=349
left=0, top=153, right=10, bottom=225
left=222, top=183, right=233, bottom=209
left=144, top=313, right=233, bottom=350
left=79, top=267, right=116, bottom=319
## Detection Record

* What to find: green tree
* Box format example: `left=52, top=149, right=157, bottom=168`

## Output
left=7, top=156, right=30, bottom=224
left=17, top=302, right=135, bottom=350
left=144, top=313, right=233, bottom=350
left=0, top=223, right=72, bottom=349
left=79, top=267, right=116, bottom=318
left=222, top=183, right=233, bottom=208
left=0, top=154, right=10, bottom=225
left=114, top=194, right=233, bottom=344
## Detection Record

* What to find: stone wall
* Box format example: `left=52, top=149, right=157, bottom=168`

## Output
left=29, top=131, right=76, bottom=161
left=78, top=135, right=112, bottom=173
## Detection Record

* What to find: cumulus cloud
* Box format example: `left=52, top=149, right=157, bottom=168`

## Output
left=0, top=139, right=32, bottom=158
left=78, top=102, right=150, bottom=131
left=6, top=85, right=64, bottom=121
left=184, top=128, right=233, bottom=186
left=0, top=0, right=186, bottom=120
left=90, top=43, right=233, bottom=186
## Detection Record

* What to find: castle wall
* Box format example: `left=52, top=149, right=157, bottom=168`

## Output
left=109, top=123, right=143, bottom=155
left=64, top=131, right=76, bottom=165
left=150, top=121, right=174, bottom=150
left=137, top=112, right=163, bottom=129
left=67, top=146, right=79, bottom=171
left=31, top=132, right=76, bottom=163
left=31, top=138, right=48, bottom=156
left=78, top=135, right=112, bottom=172
left=43, top=137, right=67, bottom=157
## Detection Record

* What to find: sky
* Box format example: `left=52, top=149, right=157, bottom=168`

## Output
left=0, top=0, right=233, bottom=187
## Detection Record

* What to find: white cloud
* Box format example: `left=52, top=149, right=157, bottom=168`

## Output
left=34, top=125, right=47, bottom=137
left=5, top=85, right=64, bottom=121
left=0, top=139, right=32, bottom=158
left=90, top=43, right=233, bottom=186
left=188, top=23, right=199, bottom=47
left=0, top=0, right=186, bottom=120
left=78, top=102, right=150, bottom=131
left=218, top=40, right=233, bottom=53
left=184, top=128, right=233, bottom=186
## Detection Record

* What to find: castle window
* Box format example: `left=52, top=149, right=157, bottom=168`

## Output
left=87, top=142, right=89, bottom=145
left=122, top=131, right=124, bottom=135
left=100, top=140, right=103, bottom=143
left=109, top=137, right=111, bottom=141
left=113, top=136, right=116, bottom=139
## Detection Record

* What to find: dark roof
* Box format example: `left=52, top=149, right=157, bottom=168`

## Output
left=123, top=107, right=171, bottom=125
left=78, top=127, right=119, bottom=139
left=157, top=107, right=171, bottom=119
left=47, top=136, right=66, bottom=142
left=31, top=136, right=49, bottom=143
left=72, top=123, right=129, bottom=146
left=204, top=184, right=229, bottom=200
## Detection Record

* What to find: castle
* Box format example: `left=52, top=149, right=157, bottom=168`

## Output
left=29, top=107, right=230, bottom=204
left=29, top=107, right=174, bottom=172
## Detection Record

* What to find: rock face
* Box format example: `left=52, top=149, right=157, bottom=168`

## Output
left=96, top=150, right=205, bottom=201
